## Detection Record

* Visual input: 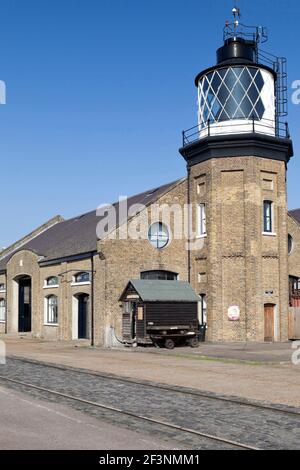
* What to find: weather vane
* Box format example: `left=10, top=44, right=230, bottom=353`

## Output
left=232, top=3, right=241, bottom=34
left=225, top=3, right=242, bottom=38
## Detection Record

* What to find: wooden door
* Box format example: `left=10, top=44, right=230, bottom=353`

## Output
left=264, top=304, right=274, bottom=342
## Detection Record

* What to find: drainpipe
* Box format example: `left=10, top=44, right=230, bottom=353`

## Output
left=187, top=164, right=191, bottom=284
left=91, top=254, right=95, bottom=347
left=5, top=271, right=7, bottom=334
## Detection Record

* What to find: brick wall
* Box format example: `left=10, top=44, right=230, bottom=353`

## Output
left=189, top=156, right=289, bottom=342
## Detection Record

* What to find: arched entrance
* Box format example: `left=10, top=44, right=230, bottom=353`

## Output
left=72, top=294, right=90, bottom=340
left=18, top=276, right=32, bottom=333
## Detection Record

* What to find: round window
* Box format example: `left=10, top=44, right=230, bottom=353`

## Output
left=148, top=222, right=169, bottom=249
left=288, top=234, right=294, bottom=254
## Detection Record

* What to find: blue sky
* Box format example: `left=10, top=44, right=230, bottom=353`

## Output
left=0, top=0, right=299, bottom=247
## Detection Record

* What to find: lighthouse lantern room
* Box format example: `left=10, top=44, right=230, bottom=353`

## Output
left=182, top=6, right=291, bottom=145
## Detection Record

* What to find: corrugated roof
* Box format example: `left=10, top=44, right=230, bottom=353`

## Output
left=289, top=209, right=300, bottom=225
left=128, top=280, right=199, bottom=302
left=0, top=179, right=184, bottom=271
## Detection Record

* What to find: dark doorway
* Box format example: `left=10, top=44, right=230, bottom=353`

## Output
left=18, top=276, right=32, bottom=333
left=78, top=294, right=89, bottom=339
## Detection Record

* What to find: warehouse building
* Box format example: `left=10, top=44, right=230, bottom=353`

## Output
left=0, top=12, right=299, bottom=345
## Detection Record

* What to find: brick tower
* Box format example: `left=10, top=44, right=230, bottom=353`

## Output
left=180, top=8, right=293, bottom=342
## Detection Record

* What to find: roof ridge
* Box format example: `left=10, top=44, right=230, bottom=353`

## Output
left=63, top=178, right=185, bottom=222
left=0, top=215, right=64, bottom=262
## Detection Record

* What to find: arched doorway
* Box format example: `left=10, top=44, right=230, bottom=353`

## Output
left=18, top=276, right=32, bottom=333
left=72, top=294, right=90, bottom=340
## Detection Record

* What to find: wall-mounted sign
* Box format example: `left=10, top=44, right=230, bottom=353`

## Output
left=228, top=306, right=240, bottom=322
left=137, top=307, right=144, bottom=321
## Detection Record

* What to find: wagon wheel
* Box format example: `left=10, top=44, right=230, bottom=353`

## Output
left=189, top=337, right=199, bottom=348
left=165, top=338, right=175, bottom=350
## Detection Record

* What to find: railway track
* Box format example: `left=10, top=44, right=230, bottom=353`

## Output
left=1, top=356, right=299, bottom=449
left=8, top=355, right=300, bottom=417
left=0, top=373, right=258, bottom=450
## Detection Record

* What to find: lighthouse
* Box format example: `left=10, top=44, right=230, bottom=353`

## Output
left=180, top=8, right=294, bottom=343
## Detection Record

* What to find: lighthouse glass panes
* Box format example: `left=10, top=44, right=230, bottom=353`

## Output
left=199, top=67, right=265, bottom=124
left=148, top=222, right=169, bottom=249
left=197, top=66, right=275, bottom=136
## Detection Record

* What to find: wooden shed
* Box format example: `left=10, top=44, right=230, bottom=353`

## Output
left=119, top=280, right=200, bottom=349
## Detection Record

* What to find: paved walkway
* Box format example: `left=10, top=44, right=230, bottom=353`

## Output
left=1, top=336, right=300, bottom=408
left=0, top=385, right=178, bottom=450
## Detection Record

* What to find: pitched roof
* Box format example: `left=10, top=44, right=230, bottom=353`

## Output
left=0, top=179, right=184, bottom=271
left=123, top=280, right=199, bottom=302
left=289, top=209, right=300, bottom=225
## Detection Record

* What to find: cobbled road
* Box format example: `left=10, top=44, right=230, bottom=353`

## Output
left=0, top=357, right=299, bottom=450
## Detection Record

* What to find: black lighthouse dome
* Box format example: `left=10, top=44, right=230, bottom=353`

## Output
left=216, top=37, right=257, bottom=65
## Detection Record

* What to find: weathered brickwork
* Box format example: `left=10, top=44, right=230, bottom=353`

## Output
left=4, top=250, right=94, bottom=341
left=96, top=180, right=189, bottom=346
left=189, top=156, right=289, bottom=342
left=0, top=165, right=297, bottom=345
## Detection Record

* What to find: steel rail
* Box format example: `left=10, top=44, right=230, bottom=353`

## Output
left=7, top=355, right=300, bottom=418
left=0, top=374, right=259, bottom=451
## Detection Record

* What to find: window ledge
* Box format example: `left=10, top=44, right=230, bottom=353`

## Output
left=43, top=323, right=59, bottom=327
left=263, top=232, right=277, bottom=237
left=71, top=282, right=91, bottom=287
left=43, top=285, right=59, bottom=289
left=0, top=320, right=6, bottom=324
left=196, top=234, right=207, bottom=239
left=0, top=290, right=6, bottom=294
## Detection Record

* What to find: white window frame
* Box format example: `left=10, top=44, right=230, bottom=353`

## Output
left=199, top=294, right=207, bottom=325
left=148, top=222, right=170, bottom=250
left=0, top=284, right=6, bottom=293
left=44, top=295, right=58, bottom=326
left=197, top=203, right=207, bottom=238
left=263, top=200, right=276, bottom=235
left=71, top=272, right=91, bottom=287
left=43, top=276, right=59, bottom=289
left=0, top=299, right=6, bottom=322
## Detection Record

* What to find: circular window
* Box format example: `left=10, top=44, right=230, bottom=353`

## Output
left=148, top=222, right=169, bottom=249
left=288, top=234, right=294, bottom=254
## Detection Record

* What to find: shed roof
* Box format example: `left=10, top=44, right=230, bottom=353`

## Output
left=123, top=280, right=199, bottom=302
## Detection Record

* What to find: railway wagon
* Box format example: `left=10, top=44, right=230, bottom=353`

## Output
left=119, top=280, right=200, bottom=349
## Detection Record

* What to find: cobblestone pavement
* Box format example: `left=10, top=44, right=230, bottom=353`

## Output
left=0, top=358, right=299, bottom=450
left=0, top=386, right=180, bottom=450
left=3, top=338, right=300, bottom=408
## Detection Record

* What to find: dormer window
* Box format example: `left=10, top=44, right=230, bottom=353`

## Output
left=73, top=272, right=91, bottom=284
